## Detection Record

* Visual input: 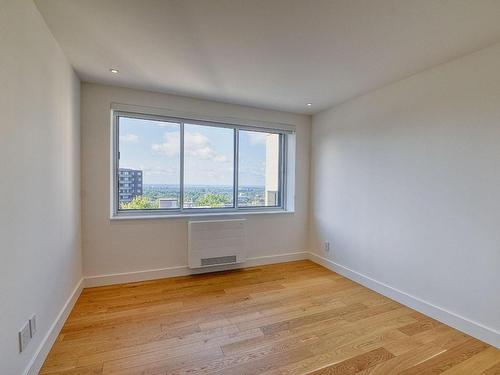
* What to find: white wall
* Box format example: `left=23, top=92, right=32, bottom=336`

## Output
left=81, top=83, right=311, bottom=279
left=0, top=0, right=82, bottom=374
left=310, top=43, right=500, bottom=346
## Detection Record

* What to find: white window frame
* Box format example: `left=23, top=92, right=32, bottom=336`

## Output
left=110, top=105, right=296, bottom=219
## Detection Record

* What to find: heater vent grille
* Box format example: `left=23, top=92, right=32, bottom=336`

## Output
left=201, top=255, right=237, bottom=266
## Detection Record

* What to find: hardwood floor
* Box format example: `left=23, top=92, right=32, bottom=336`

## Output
left=40, top=260, right=499, bottom=374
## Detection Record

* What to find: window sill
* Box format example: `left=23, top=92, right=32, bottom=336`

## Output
left=110, top=209, right=295, bottom=220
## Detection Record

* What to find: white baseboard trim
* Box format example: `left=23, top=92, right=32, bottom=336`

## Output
left=308, top=252, right=500, bottom=348
left=24, top=278, right=84, bottom=375
left=84, top=251, right=309, bottom=288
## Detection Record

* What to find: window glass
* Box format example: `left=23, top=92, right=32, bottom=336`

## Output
left=118, top=116, right=181, bottom=210
left=238, top=130, right=281, bottom=207
left=183, top=123, right=235, bottom=209
left=114, top=113, right=288, bottom=216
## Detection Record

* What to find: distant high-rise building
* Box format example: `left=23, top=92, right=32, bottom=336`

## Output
left=118, top=168, right=143, bottom=204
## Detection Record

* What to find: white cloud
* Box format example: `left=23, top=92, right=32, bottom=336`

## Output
left=120, top=133, right=139, bottom=143
left=151, top=131, right=180, bottom=156
left=152, top=131, right=229, bottom=162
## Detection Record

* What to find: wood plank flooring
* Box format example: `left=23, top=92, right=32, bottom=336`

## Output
left=40, top=260, right=500, bottom=374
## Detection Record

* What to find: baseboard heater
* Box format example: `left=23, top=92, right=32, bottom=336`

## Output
left=188, top=219, right=247, bottom=269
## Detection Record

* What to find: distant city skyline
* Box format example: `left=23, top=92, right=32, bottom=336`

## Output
left=118, top=172, right=272, bottom=209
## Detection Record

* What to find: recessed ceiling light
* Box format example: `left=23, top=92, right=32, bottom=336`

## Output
left=109, top=68, right=119, bottom=74
left=306, top=103, right=312, bottom=107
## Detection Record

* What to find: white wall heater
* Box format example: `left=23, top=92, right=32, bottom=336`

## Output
left=188, top=219, right=247, bottom=269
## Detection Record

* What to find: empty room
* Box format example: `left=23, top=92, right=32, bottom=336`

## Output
left=2, top=0, right=500, bottom=374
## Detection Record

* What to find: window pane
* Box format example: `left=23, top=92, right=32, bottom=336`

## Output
left=183, top=124, right=234, bottom=208
left=118, top=116, right=181, bottom=210
left=238, top=130, right=281, bottom=207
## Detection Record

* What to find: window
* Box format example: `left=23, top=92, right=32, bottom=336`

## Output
left=112, top=111, right=293, bottom=217
left=238, top=130, right=282, bottom=207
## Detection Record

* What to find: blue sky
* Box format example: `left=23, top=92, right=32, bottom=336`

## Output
left=119, top=117, right=268, bottom=186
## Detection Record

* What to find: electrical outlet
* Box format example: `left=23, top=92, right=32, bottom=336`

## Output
left=19, top=321, right=31, bottom=353
left=29, top=315, right=37, bottom=337
left=324, top=241, right=330, bottom=253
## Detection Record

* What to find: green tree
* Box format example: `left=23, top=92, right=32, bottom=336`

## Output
left=121, top=195, right=157, bottom=209
left=196, top=193, right=230, bottom=208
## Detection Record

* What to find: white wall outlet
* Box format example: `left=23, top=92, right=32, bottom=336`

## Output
left=324, top=241, right=330, bottom=253
left=29, top=315, right=37, bottom=337
left=19, top=321, right=31, bottom=353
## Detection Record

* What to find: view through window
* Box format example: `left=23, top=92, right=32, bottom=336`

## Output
left=116, top=113, right=285, bottom=214
left=183, top=123, right=235, bottom=208
left=118, top=116, right=181, bottom=210
left=238, top=130, right=281, bottom=207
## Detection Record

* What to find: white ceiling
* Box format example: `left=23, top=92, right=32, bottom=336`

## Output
left=35, top=0, right=500, bottom=114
